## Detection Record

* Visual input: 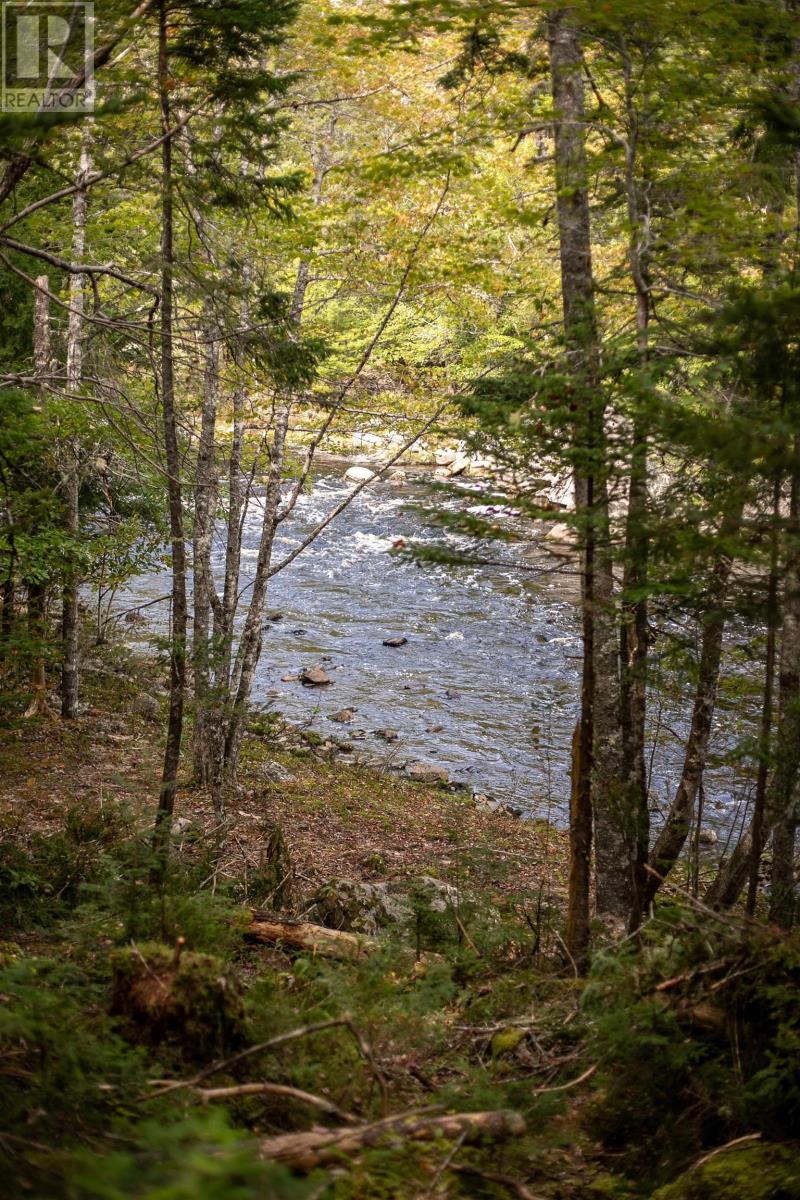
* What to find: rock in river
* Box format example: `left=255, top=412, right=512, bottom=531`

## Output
left=300, top=666, right=332, bottom=687
left=382, top=635, right=408, bottom=647
left=374, top=728, right=399, bottom=742
left=344, top=465, right=376, bottom=483
left=329, top=708, right=355, bottom=723
left=407, top=762, right=450, bottom=785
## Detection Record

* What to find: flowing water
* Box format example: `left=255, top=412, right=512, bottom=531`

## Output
left=116, top=464, right=750, bottom=829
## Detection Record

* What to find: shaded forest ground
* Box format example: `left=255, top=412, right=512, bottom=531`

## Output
left=1, top=637, right=799, bottom=1199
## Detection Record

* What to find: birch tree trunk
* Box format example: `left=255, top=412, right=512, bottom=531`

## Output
left=222, top=397, right=291, bottom=779
left=61, top=132, right=91, bottom=719
left=218, top=129, right=329, bottom=783
left=25, top=276, right=53, bottom=719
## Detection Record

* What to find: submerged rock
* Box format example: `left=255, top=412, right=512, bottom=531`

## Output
left=329, top=708, right=355, bottom=723
left=300, top=666, right=332, bottom=686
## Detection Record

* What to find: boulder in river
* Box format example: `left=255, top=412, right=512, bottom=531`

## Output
left=447, top=452, right=471, bottom=477
left=374, top=728, right=399, bottom=742
left=543, top=521, right=577, bottom=545
left=300, top=666, right=332, bottom=686
left=382, top=635, right=408, bottom=647
left=329, top=708, right=355, bottom=723
left=407, top=762, right=450, bottom=785
left=344, top=465, right=376, bottom=483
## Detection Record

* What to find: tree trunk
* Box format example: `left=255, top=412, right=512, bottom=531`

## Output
left=747, top=477, right=781, bottom=914
left=706, top=459, right=800, bottom=910
left=153, top=0, right=188, bottom=866
left=192, top=297, right=220, bottom=789
left=565, top=720, right=592, bottom=965
left=259, top=1111, right=526, bottom=1173
left=223, top=399, right=291, bottom=776
left=768, top=439, right=800, bottom=927
left=548, top=9, right=629, bottom=927
left=61, top=133, right=91, bottom=720
left=619, top=53, right=651, bottom=927
left=642, top=502, right=744, bottom=908
left=24, top=276, right=53, bottom=720
left=220, top=206, right=318, bottom=779
left=769, top=807, right=797, bottom=927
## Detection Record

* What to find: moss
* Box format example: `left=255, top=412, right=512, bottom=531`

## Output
left=110, top=942, right=247, bottom=1059
left=654, top=1143, right=800, bottom=1200
left=491, top=1026, right=527, bottom=1056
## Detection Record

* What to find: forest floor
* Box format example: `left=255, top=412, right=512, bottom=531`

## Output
left=1, top=636, right=797, bottom=1200
left=0, top=635, right=569, bottom=916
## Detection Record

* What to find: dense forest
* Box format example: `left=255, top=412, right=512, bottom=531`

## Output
left=1, top=1, right=800, bottom=1196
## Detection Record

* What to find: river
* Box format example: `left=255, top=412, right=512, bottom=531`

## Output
left=116, top=465, right=752, bottom=832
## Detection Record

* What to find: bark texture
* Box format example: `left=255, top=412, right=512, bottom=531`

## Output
left=548, top=9, right=629, bottom=925
left=24, top=276, right=53, bottom=720
left=61, top=134, right=91, bottom=720
left=153, top=0, right=187, bottom=862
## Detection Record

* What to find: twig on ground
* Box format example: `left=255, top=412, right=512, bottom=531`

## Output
left=449, top=1163, right=543, bottom=1199
left=532, top=1062, right=597, bottom=1096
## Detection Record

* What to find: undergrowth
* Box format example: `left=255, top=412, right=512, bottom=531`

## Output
left=2, top=779, right=799, bottom=1196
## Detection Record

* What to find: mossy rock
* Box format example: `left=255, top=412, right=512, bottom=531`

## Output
left=110, top=942, right=246, bottom=1059
left=654, top=1143, right=800, bottom=1200
left=307, top=878, right=412, bottom=935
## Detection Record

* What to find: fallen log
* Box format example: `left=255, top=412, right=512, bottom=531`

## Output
left=246, top=915, right=377, bottom=959
left=260, top=1109, right=526, bottom=1173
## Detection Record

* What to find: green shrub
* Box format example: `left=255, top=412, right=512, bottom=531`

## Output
left=653, top=1142, right=800, bottom=1200
left=582, top=906, right=800, bottom=1188
left=110, top=942, right=247, bottom=1059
